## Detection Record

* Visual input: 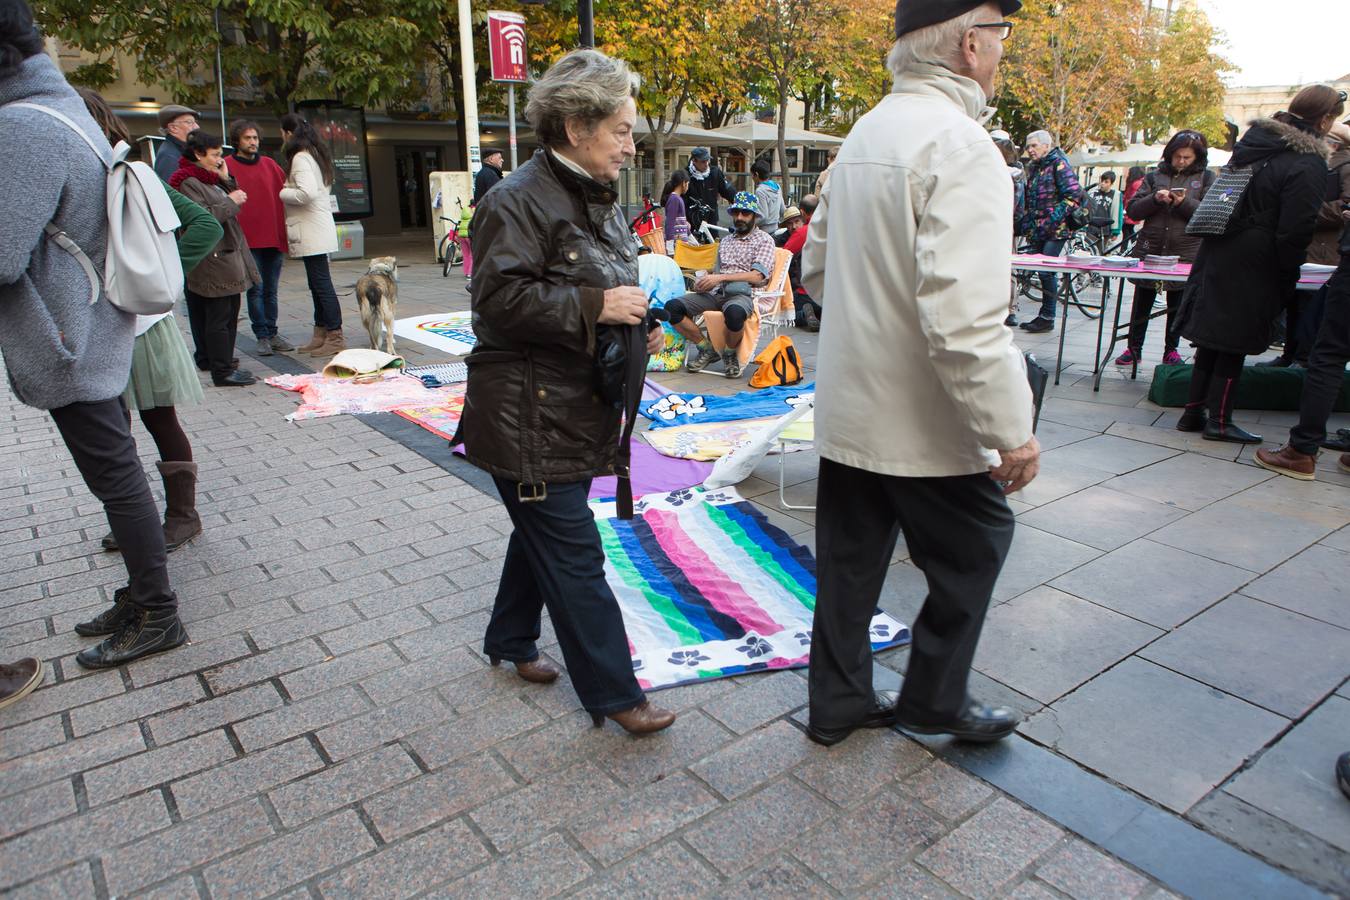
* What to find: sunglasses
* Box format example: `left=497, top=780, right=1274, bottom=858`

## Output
left=972, top=21, right=1015, bottom=41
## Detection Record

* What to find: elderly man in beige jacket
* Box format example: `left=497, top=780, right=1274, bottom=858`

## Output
left=803, top=0, right=1039, bottom=747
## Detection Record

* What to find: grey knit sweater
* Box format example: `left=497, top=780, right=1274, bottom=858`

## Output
left=0, top=54, right=135, bottom=410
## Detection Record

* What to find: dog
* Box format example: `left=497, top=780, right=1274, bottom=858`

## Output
left=356, top=256, right=399, bottom=355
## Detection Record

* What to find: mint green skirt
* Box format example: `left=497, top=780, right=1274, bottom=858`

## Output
left=123, top=316, right=205, bottom=411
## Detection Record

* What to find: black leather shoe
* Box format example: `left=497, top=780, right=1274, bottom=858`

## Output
left=1203, top=418, right=1262, bottom=444
left=74, top=586, right=135, bottom=637
left=806, top=690, right=899, bottom=746
left=1175, top=404, right=1206, bottom=433
left=1255, top=355, right=1293, bottom=368
left=76, top=605, right=188, bottom=669
left=1004, top=314, right=1018, bottom=327
left=1021, top=317, right=1053, bottom=334
left=213, top=371, right=257, bottom=387
left=895, top=701, right=1020, bottom=743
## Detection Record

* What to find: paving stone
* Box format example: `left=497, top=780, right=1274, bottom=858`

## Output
left=1038, top=435, right=1179, bottom=476
left=364, top=753, right=518, bottom=842
left=1023, top=657, right=1287, bottom=813
left=317, top=818, right=491, bottom=899
left=147, top=682, right=284, bottom=745
left=181, top=598, right=297, bottom=642
left=203, top=809, right=376, bottom=900
left=1049, top=539, right=1255, bottom=629
left=974, top=586, right=1162, bottom=703
left=205, top=639, right=328, bottom=694
left=0, top=779, right=77, bottom=841
left=247, top=603, right=363, bottom=652
left=1242, top=545, right=1350, bottom=629
left=1017, top=486, right=1188, bottom=552
left=401, top=579, right=489, bottom=623
left=0, top=792, right=170, bottom=891
left=102, top=798, right=274, bottom=896
left=1007, top=459, right=1114, bottom=507
left=1226, top=696, right=1350, bottom=853
left=315, top=689, right=456, bottom=760
left=1034, top=840, right=1153, bottom=900
left=0, top=722, right=144, bottom=799
left=5, top=863, right=97, bottom=899
left=83, top=728, right=237, bottom=806
left=570, top=841, right=722, bottom=900
left=352, top=574, right=458, bottom=619
left=132, top=873, right=203, bottom=900
left=392, top=612, right=492, bottom=660
left=992, top=525, right=1102, bottom=602
left=269, top=743, right=421, bottom=829
left=278, top=643, right=403, bottom=699
left=917, top=797, right=1062, bottom=899
left=233, top=684, right=371, bottom=752
left=1103, top=452, right=1273, bottom=512
left=870, top=864, right=963, bottom=898
left=406, top=696, right=547, bottom=770
left=793, top=727, right=931, bottom=806
left=716, top=854, right=833, bottom=899
left=0, top=713, right=65, bottom=764
left=1149, top=492, right=1341, bottom=573
left=689, top=719, right=823, bottom=800
left=568, top=771, right=720, bottom=866
left=491, top=709, right=615, bottom=781
left=424, top=831, right=591, bottom=899
left=319, top=607, right=436, bottom=656
left=129, top=636, right=253, bottom=689
left=685, top=778, right=833, bottom=876
left=171, top=737, right=326, bottom=819
left=0, top=668, right=123, bottom=728
left=702, top=670, right=808, bottom=734
left=291, top=572, right=396, bottom=613
left=1003, top=881, right=1062, bottom=899
left=470, top=760, right=622, bottom=852
left=901, top=759, right=996, bottom=821
left=357, top=648, right=484, bottom=706
left=69, top=675, right=203, bottom=737
left=793, top=788, right=947, bottom=892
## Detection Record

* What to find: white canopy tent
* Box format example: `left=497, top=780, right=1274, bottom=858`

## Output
left=709, top=120, right=846, bottom=149
left=1069, top=143, right=1232, bottom=168
left=633, top=119, right=730, bottom=147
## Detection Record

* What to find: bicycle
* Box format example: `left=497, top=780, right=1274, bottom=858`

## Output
left=438, top=196, right=465, bottom=278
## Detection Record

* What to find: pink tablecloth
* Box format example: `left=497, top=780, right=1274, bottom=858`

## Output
left=1011, top=254, right=1331, bottom=288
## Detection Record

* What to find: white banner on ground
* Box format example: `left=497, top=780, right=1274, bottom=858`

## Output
left=391, top=312, right=477, bottom=356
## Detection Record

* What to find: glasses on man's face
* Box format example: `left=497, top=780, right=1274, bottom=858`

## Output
left=972, top=21, right=1014, bottom=41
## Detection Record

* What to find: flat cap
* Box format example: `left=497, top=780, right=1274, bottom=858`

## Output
left=690, top=147, right=711, bottom=161
left=895, top=0, right=1022, bottom=39
left=157, top=104, right=199, bottom=128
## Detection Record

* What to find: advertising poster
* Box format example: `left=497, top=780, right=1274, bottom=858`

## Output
left=296, top=101, right=372, bottom=220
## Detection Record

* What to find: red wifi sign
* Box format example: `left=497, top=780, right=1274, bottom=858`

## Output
left=487, top=10, right=528, bottom=83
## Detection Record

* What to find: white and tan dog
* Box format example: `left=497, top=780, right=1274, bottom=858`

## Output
left=356, top=256, right=399, bottom=355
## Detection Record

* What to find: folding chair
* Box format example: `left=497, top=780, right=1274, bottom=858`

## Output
left=692, top=248, right=795, bottom=379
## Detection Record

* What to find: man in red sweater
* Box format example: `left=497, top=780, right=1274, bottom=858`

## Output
left=784, top=194, right=820, bottom=331
left=228, top=120, right=293, bottom=355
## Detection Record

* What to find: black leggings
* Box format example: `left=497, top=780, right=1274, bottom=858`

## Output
left=132, top=406, right=193, bottom=462
left=1186, top=346, right=1245, bottom=406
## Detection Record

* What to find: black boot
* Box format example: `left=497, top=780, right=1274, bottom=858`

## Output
left=74, top=586, right=135, bottom=636
left=1175, top=402, right=1206, bottom=433
left=1203, top=376, right=1262, bottom=444
left=75, top=604, right=188, bottom=669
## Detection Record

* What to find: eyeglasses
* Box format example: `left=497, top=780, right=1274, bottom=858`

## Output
left=1339, top=90, right=1348, bottom=102
left=972, top=21, right=1014, bottom=41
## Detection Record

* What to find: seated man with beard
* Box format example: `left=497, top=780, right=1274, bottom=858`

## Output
left=665, top=191, right=775, bottom=377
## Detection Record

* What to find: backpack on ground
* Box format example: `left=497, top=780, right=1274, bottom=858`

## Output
left=749, top=335, right=804, bottom=388
left=1187, top=160, right=1272, bottom=237
left=6, top=102, right=183, bottom=315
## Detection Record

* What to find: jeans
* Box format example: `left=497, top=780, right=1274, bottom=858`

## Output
left=1291, top=260, right=1350, bottom=454
left=246, top=247, right=284, bottom=338
left=49, top=398, right=175, bottom=613
left=185, top=290, right=242, bottom=382
left=302, top=254, right=342, bottom=330
left=482, top=477, right=646, bottom=716
left=808, top=458, right=1014, bottom=728
left=1030, top=237, right=1065, bottom=319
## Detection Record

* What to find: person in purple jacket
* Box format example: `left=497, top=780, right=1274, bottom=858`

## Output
left=661, top=169, right=690, bottom=252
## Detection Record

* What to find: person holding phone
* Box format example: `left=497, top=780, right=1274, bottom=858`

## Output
left=1115, top=130, right=1215, bottom=367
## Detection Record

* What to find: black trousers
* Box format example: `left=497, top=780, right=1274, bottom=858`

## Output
left=1126, top=285, right=1182, bottom=354
left=185, top=290, right=241, bottom=381
left=483, top=477, right=645, bottom=716
left=1186, top=346, right=1246, bottom=407
left=49, top=397, right=175, bottom=612
left=809, top=458, right=1014, bottom=728
left=1291, top=260, right=1350, bottom=453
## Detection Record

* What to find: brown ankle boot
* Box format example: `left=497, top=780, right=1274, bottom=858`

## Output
left=307, top=329, right=346, bottom=358
left=490, top=655, right=560, bottom=684
left=593, top=699, right=676, bottom=735
left=1255, top=444, right=1316, bottom=481
left=297, top=325, right=326, bottom=353
left=157, top=461, right=201, bottom=551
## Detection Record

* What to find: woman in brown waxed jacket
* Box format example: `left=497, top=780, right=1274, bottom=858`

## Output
left=456, top=49, right=673, bottom=736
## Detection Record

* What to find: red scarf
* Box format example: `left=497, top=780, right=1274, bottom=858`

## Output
left=168, top=155, right=222, bottom=190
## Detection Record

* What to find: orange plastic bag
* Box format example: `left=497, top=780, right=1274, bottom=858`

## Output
left=749, top=335, right=803, bottom=388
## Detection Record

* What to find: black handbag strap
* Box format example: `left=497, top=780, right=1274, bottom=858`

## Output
left=614, top=323, right=647, bottom=520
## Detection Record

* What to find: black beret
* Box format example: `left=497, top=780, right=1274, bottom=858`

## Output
left=895, top=0, right=1022, bottom=39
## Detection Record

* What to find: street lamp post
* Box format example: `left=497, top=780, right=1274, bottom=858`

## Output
left=578, top=0, right=594, bottom=48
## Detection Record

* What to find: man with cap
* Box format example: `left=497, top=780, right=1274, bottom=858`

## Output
left=153, top=103, right=199, bottom=182
left=684, top=147, right=736, bottom=235
left=473, top=148, right=504, bottom=205
left=665, top=190, right=775, bottom=377
left=803, top=0, right=1038, bottom=747
left=774, top=204, right=803, bottom=248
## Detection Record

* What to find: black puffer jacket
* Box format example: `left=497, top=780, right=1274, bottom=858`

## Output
left=457, top=149, right=639, bottom=487
left=684, top=162, right=736, bottom=231
left=1177, top=118, right=1329, bottom=355
left=1127, top=161, right=1216, bottom=262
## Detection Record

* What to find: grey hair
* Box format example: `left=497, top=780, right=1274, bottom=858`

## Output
left=1026, top=130, right=1054, bottom=147
left=886, top=7, right=989, bottom=79
left=525, top=49, right=638, bottom=148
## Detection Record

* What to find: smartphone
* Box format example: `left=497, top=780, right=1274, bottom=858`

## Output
left=1170, top=188, right=1187, bottom=201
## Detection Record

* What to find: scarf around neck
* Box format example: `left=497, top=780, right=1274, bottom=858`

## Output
left=168, top=156, right=222, bottom=190
left=688, top=161, right=712, bottom=181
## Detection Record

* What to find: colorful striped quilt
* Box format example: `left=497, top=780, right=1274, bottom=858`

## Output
left=592, top=488, right=909, bottom=690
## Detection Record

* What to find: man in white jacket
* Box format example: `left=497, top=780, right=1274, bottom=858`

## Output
left=803, top=0, right=1039, bottom=746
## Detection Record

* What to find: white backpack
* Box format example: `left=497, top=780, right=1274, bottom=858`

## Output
left=7, top=101, right=184, bottom=315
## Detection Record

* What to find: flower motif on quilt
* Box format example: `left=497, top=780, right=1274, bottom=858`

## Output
left=668, top=649, right=711, bottom=667
left=647, top=394, right=707, bottom=421
left=870, top=622, right=891, bottom=639
left=736, top=635, right=774, bottom=658
left=632, top=658, right=644, bottom=671
left=666, top=489, right=695, bottom=506
left=785, top=392, right=815, bottom=408
left=702, top=491, right=733, bottom=505
left=794, top=630, right=812, bottom=647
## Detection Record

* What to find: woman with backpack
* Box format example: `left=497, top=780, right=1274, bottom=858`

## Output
left=1115, top=130, right=1216, bottom=368
left=279, top=113, right=343, bottom=358
left=1174, top=85, right=1342, bottom=443
left=660, top=168, right=690, bottom=253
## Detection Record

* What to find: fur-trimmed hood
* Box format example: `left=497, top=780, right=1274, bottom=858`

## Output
left=1233, top=117, right=1332, bottom=167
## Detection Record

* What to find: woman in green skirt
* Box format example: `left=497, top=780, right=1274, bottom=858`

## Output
left=78, top=88, right=223, bottom=552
